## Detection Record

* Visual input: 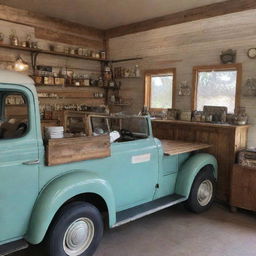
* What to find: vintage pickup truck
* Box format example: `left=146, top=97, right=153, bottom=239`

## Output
left=0, top=70, right=217, bottom=256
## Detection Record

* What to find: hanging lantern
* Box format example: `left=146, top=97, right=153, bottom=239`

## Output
left=14, top=56, right=29, bottom=72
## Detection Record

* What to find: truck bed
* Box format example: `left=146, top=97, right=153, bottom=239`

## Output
left=160, top=140, right=211, bottom=156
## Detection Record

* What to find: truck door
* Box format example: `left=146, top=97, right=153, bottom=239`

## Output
left=111, top=137, right=159, bottom=211
left=0, top=86, right=39, bottom=243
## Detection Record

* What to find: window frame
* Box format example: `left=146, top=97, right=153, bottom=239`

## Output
left=0, top=89, right=30, bottom=140
left=144, top=68, right=176, bottom=111
left=192, top=63, right=242, bottom=113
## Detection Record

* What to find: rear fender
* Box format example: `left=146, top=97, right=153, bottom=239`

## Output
left=25, top=171, right=116, bottom=244
left=175, top=153, right=217, bottom=198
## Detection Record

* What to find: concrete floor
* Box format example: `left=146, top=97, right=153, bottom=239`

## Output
left=11, top=203, right=256, bottom=256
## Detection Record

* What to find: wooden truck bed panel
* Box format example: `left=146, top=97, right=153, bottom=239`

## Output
left=160, top=140, right=211, bottom=156
left=46, top=135, right=110, bottom=166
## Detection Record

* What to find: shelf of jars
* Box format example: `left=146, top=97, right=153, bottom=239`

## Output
left=0, top=43, right=142, bottom=68
left=0, top=44, right=108, bottom=62
left=38, top=92, right=106, bottom=100
left=113, top=65, right=141, bottom=79
left=35, top=84, right=118, bottom=91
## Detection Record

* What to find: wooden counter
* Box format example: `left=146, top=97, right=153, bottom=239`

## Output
left=152, top=119, right=250, bottom=202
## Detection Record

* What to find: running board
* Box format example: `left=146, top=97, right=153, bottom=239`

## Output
left=0, top=239, right=28, bottom=256
left=113, top=194, right=186, bottom=227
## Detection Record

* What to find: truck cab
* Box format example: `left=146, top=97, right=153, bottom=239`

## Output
left=0, top=70, right=217, bottom=256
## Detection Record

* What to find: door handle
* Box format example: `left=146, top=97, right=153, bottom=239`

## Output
left=22, top=160, right=40, bottom=165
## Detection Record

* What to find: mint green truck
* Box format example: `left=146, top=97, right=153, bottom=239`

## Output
left=0, top=70, right=217, bottom=256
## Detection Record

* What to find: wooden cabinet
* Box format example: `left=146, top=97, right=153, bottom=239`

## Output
left=230, top=164, right=256, bottom=212
left=152, top=120, right=250, bottom=202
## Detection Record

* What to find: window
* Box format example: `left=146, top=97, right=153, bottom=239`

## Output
left=0, top=92, right=29, bottom=139
left=192, top=64, right=242, bottom=113
left=90, top=116, right=149, bottom=142
left=144, top=69, right=176, bottom=110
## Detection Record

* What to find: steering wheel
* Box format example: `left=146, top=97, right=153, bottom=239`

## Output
left=15, top=122, right=27, bottom=138
left=120, top=129, right=135, bottom=141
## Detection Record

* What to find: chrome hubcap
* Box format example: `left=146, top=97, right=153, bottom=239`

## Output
left=63, top=218, right=94, bottom=256
left=197, top=180, right=213, bottom=206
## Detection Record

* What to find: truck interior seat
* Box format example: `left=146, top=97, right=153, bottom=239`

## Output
left=0, top=119, right=28, bottom=139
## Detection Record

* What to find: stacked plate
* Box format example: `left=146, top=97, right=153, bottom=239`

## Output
left=45, top=126, right=64, bottom=139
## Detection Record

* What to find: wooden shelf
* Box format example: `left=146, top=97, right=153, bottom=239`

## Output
left=35, top=84, right=64, bottom=87
left=35, top=84, right=117, bottom=91
left=39, top=96, right=104, bottom=99
left=109, top=103, right=130, bottom=106
left=115, top=77, right=141, bottom=79
left=0, top=44, right=142, bottom=63
left=0, top=44, right=108, bottom=62
left=6, top=104, right=26, bottom=107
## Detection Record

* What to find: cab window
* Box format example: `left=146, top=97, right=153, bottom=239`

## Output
left=0, top=92, right=29, bottom=139
left=90, top=116, right=149, bottom=142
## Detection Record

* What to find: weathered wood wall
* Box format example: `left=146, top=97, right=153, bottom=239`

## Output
left=109, top=9, right=256, bottom=147
left=0, top=5, right=105, bottom=107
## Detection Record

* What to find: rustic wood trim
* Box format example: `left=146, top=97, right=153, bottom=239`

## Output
left=144, top=68, right=176, bottom=110
left=152, top=119, right=251, bottom=129
left=192, top=63, right=242, bottom=112
left=191, top=67, right=198, bottom=112
left=35, top=27, right=104, bottom=49
left=105, top=0, right=256, bottom=38
left=235, top=63, right=242, bottom=112
left=0, top=4, right=104, bottom=40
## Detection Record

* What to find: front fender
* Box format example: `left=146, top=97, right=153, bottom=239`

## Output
left=26, top=171, right=116, bottom=244
left=175, top=153, right=217, bottom=198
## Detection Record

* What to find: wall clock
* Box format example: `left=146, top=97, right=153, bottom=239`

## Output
left=248, top=48, right=256, bottom=59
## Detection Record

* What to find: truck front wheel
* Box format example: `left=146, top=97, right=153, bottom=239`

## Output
left=185, top=167, right=216, bottom=213
left=46, top=202, right=103, bottom=256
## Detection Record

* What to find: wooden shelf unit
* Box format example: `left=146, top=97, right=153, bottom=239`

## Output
left=0, top=44, right=108, bottom=62
left=0, top=44, right=142, bottom=64
left=0, top=44, right=142, bottom=106
left=230, top=164, right=256, bottom=212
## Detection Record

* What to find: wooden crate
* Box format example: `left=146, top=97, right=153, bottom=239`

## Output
left=46, top=135, right=110, bottom=166
left=230, top=164, right=256, bottom=212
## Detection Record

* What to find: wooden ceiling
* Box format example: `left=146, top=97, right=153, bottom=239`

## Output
left=0, top=0, right=226, bottom=29
left=0, top=0, right=256, bottom=39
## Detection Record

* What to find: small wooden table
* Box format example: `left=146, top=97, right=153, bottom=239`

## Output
left=160, top=140, right=211, bottom=156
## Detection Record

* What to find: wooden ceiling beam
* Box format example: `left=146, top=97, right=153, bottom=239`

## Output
left=0, top=4, right=104, bottom=41
left=105, top=0, right=256, bottom=38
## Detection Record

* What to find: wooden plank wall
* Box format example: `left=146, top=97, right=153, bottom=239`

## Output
left=0, top=5, right=105, bottom=107
left=109, top=9, right=256, bottom=147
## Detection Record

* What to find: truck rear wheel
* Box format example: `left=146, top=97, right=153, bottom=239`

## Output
left=46, top=201, right=103, bottom=256
left=185, top=167, right=216, bottom=213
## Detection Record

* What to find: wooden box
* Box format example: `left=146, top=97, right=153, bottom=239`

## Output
left=230, top=164, right=256, bottom=211
left=238, top=150, right=256, bottom=168
left=46, top=135, right=110, bottom=166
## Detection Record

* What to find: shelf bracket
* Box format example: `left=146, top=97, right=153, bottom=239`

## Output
left=30, top=52, right=40, bottom=74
